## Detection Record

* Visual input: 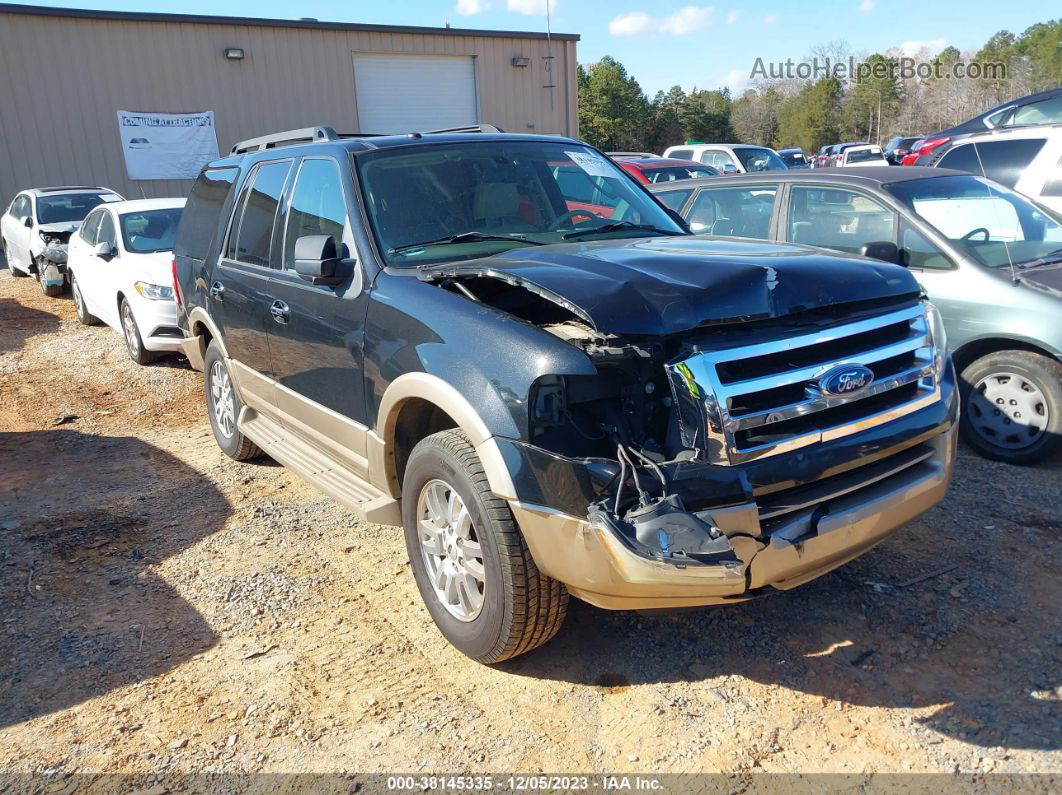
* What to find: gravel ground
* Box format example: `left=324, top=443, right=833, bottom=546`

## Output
left=0, top=263, right=1059, bottom=783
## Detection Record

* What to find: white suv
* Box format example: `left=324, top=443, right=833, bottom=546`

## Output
left=1, top=186, right=123, bottom=294
left=928, top=125, right=1062, bottom=215
left=661, top=143, right=789, bottom=174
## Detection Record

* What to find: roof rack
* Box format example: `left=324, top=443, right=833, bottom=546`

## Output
left=420, top=124, right=504, bottom=134
left=230, top=125, right=340, bottom=155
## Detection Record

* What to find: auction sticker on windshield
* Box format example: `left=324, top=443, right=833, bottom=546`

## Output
left=566, top=150, right=614, bottom=177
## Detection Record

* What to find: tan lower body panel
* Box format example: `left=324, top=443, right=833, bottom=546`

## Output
left=510, top=426, right=957, bottom=611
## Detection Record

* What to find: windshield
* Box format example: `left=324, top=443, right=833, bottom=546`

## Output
left=357, top=141, right=686, bottom=266
left=120, top=207, right=183, bottom=253
left=847, top=148, right=884, bottom=163
left=734, top=148, right=788, bottom=172
left=886, top=175, right=1062, bottom=268
left=641, top=165, right=717, bottom=183
left=35, top=193, right=110, bottom=225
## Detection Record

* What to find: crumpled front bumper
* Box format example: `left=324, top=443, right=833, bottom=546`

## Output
left=509, top=425, right=956, bottom=610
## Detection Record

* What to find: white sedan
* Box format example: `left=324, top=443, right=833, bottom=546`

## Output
left=67, top=198, right=186, bottom=365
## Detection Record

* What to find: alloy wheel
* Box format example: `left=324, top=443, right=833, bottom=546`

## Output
left=122, top=304, right=139, bottom=358
left=416, top=478, right=486, bottom=622
left=967, top=371, right=1048, bottom=450
left=210, top=360, right=236, bottom=439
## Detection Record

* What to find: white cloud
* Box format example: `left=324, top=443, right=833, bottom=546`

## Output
left=507, top=0, right=551, bottom=14
left=659, top=6, right=714, bottom=35
left=456, top=0, right=490, bottom=15
left=609, top=6, right=715, bottom=37
left=898, top=38, right=948, bottom=56
left=723, top=67, right=747, bottom=91
left=726, top=10, right=739, bottom=24
left=609, top=11, right=654, bottom=36
left=762, top=13, right=778, bottom=25
left=859, top=0, right=875, bottom=12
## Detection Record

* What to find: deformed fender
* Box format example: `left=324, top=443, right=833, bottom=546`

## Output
left=369, top=372, right=517, bottom=500
left=183, top=306, right=228, bottom=369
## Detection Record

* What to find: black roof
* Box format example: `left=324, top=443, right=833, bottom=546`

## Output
left=934, top=86, right=1062, bottom=137
left=646, top=166, right=970, bottom=191
left=0, top=2, right=579, bottom=41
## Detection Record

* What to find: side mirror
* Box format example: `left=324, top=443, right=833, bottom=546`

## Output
left=293, top=235, right=347, bottom=285
left=23, top=216, right=33, bottom=228
left=94, top=241, right=114, bottom=258
left=860, top=240, right=901, bottom=264
left=722, top=164, right=738, bottom=174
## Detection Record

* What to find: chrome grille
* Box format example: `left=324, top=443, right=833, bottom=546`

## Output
left=666, top=304, right=941, bottom=465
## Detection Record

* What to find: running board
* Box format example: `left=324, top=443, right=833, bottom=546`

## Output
left=239, top=410, right=402, bottom=526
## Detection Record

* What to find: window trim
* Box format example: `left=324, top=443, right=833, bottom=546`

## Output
left=221, top=157, right=294, bottom=271
left=278, top=155, right=350, bottom=276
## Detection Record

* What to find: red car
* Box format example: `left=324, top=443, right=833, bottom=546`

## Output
left=613, top=157, right=719, bottom=185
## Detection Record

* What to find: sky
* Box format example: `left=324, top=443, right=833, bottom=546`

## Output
left=22, top=0, right=1056, bottom=95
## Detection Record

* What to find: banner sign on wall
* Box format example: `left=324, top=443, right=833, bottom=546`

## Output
left=117, top=110, right=220, bottom=180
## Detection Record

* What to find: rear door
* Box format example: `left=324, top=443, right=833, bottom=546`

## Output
left=265, top=156, right=373, bottom=477
left=212, top=158, right=293, bottom=407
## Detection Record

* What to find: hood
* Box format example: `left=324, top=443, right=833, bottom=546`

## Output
left=38, top=221, right=81, bottom=234
left=1017, top=263, right=1062, bottom=300
left=418, top=237, right=920, bottom=336
left=129, top=250, right=175, bottom=285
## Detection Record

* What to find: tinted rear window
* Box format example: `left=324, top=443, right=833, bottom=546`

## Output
left=174, top=168, right=238, bottom=260
left=937, top=139, right=1045, bottom=189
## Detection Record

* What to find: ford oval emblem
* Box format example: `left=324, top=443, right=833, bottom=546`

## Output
left=819, top=364, right=874, bottom=397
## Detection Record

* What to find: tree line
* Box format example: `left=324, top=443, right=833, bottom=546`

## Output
left=577, top=19, right=1062, bottom=154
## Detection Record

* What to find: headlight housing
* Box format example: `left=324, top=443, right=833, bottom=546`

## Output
left=134, top=281, right=174, bottom=301
left=924, top=300, right=947, bottom=372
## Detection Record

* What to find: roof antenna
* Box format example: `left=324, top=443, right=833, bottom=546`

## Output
left=543, top=0, right=555, bottom=113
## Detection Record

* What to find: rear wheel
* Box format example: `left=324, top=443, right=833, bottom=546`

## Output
left=203, top=341, right=261, bottom=460
left=959, top=350, right=1062, bottom=465
left=121, top=298, right=156, bottom=365
left=71, top=275, right=100, bottom=325
left=402, top=429, right=567, bottom=663
left=5, top=243, right=27, bottom=276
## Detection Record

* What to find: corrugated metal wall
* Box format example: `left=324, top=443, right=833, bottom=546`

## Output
left=0, top=9, right=579, bottom=204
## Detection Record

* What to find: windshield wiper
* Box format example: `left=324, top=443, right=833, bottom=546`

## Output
left=562, top=221, right=684, bottom=240
left=389, top=231, right=545, bottom=255
left=1017, top=247, right=1062, bottom=270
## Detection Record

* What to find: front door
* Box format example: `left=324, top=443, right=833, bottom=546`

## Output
left=265, top=156, right=372, bottom=476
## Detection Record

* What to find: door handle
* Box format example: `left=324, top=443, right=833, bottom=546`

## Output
left=270, top=299, right=290, bottom=324
left=209, top=281, right=225, bottom=301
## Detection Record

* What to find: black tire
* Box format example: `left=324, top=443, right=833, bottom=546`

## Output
left=203, top=341, right=261, bottom=461
left=959, top=350, right=1062, bottom=465
left=120, top=298, right=156, bottom=365
left=402, top=429, right=567, bottom=663
left=71, top=274, right=101, bottom=325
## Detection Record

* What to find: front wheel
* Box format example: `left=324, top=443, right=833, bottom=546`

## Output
left=402, top=429, right=567, bottom=663
left=203, top=341, right=261, bottom=460
left=959, top=350, right=1062, bottom=465
left=121, top=298, right=156, bottom=365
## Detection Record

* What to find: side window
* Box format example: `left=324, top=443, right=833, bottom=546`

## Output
left=900, top=222, right=953, bottom=270
left=687, top=185, right=777, bottom=238
left=175, top=167, right=239, bottom=261
left=937, top=144, right=981, bottom=174
left=974, top=139, right=1047, bottom=189
left=668, top=149, right=693, bottom=160
left=282, top=159, right=348, bottom=272
left=97, top=212, right=117, bottom=249
left=1009, top=95, right=1062, bottom=127
left=656, top=189, right=692, bottom=212
left=226, top=160, right=292, bottom=267
left=80, top=210, right=103, bottom=244
left=787, top=186, right=897, bottom=255
left=11, top=196, right=28, bottom=219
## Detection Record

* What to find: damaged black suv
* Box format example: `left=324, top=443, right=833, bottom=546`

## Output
left=174, top=125, right=958, bottom=663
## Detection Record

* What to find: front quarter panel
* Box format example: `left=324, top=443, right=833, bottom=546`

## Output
left=364, top=271, right=598, bottom=442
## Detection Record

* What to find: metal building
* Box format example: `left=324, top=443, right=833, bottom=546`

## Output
left=0, top=3, right=579, bottom=203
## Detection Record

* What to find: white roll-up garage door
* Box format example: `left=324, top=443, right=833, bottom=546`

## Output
left=353, top=54, right=478, bottom=134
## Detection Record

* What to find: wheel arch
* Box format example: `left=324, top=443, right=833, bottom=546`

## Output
left=185, top=306, right=228, bottom=360
left=952, top=335, right=1062, bottom=378
left=370, top=373, right=515, bottom=502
